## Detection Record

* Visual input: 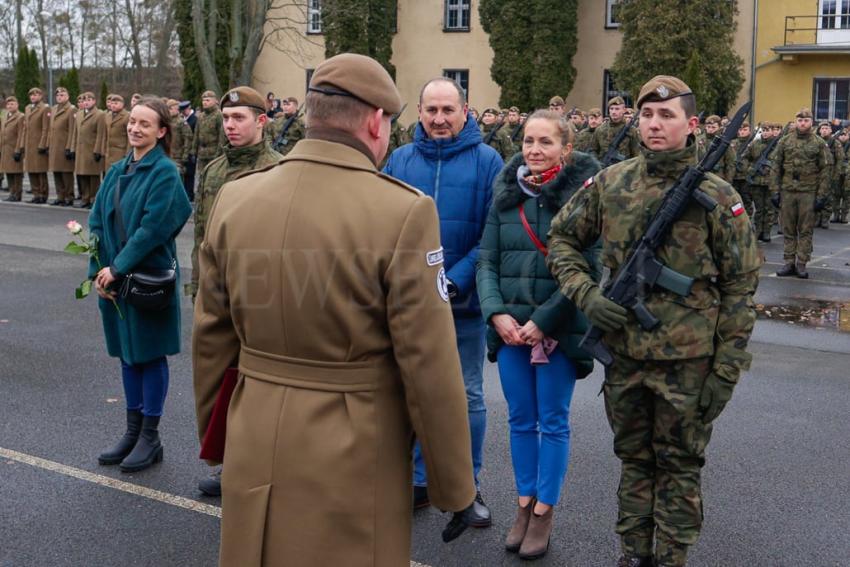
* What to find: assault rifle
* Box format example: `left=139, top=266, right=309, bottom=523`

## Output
left=483, top=124, right=499, bottom=146
left=510, top=123, right=524, bottom=144
left=579, top=101, right=751, bottom=367
left=600, top=114, right=639, bottom=168
left=272, top=102, right=305, bottom=152
left=746, top=124, right=788, bottom=185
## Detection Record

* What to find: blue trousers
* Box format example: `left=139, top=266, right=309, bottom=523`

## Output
left=497, top=345, right=576, bottom=506
left=121, top=357, right=169, bottom=417
left=414, top=316, right=486, bottom=487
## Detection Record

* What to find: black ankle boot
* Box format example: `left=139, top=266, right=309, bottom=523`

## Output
left=98, top=410, right=143, bottom=465
left=120, top=415, right=163, bottom=473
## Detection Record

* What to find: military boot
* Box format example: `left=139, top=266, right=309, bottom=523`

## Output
left=776, top=263, right=797, bottom=277
left=98, top=409, right=143, bottom=465
left=616, top=556, right=653, bottom=567
left=120, top=415, right=163, bottom=473
left=796, top=262, right=809, bottom=279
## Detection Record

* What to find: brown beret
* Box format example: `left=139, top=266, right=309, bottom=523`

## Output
left=220, top=86, right=266, bottom=112
left=635, top=75, right=693, bottom=109
left=588, top=107, right=602, bottom=117
left=796, top=108, right=813, bottom=119
left=55, top=87, right=68, bottom=95
left=81, top=91, right=96, bottom=99
left=5, top=96, right=17, bottom=103
left=28, top=87, right=43, bottom=96
left=309, top=53, right=401, bottom=114
left=166, top=98, right=180, bottom=107
left=608, top=96, right=625, bottom=107
left=482, top=107, right=499, bottom=115
left=509, top=106, right=520, bottom=113
left=201, top=90, right=218, bottom=100
left=705, top=115, right=721, bottom=125
left=738, top=121, right=750, bottom=129
left=549, top=96, right=565, bottom=106
left=108, top=94, right=124, bottom=103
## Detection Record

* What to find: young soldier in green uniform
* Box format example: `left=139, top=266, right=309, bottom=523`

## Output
left=590, top=96, right=640, bottom=163
left=501, top=106, right=524, bottom=153
left=835, top=128, right=850, bottom=223
left=265, top=96, right=305, bottom=155
left=816, top=121, right=844, bottom=229
left=480, top=107, right=515, bottom=160
left=772, top=109, right=831, bottom=278
left=547, top=76, right=760, bottom=567
left=574, top=107, right=602, bottom=153
left=730, top=121, right=754, bottom=216
left=190, top=90, right=226, bottom=177
left=167, top=99, right=194, bottom=201
left=697, top=115, right=736, bottom=182
left=742, top=121, right=779, bottom=242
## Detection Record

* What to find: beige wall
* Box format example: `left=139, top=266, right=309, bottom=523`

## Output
left=564, top=0, right=622, bottom=112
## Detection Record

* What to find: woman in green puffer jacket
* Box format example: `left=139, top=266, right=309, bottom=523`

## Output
left=476, top=110, right=601, bottom=560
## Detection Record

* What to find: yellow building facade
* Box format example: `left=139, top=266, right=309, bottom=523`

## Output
left=252, top=0, right=755, bottom=126
left=753, top=0, right=850, bottom=124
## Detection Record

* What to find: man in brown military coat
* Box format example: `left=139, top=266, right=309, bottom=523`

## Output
left=193, top=53, right=477, bottom=567
left=19, top=87, right=50, bottom=203
left=1, top=96, right=25, bottom=201
left=103, top=94, right=130, bottom=168
left=47, top=87, right=77, bottom=206
left=69, top=92, right=105, bottom=208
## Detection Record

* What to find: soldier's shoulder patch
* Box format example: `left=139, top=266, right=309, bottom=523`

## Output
left=583, top=176, right=595, bottom=188
left=376, top=172, right=424, bottom=196
left=730, top=202, right=746, bottom=217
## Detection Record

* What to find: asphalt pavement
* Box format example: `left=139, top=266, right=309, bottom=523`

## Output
left=0, top=193, right=848, bottom=567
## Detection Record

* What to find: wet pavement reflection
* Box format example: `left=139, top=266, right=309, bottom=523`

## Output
left=756, top=299, right=850, bottom=332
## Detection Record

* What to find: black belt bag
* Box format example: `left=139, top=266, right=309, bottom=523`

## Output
left=113, top=178, right=177, bottom=311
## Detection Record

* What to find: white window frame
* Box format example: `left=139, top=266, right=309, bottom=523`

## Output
left=444, top=0, right=471, bottom=32
left=443, top=69, right=469, bottom=100
left=307, top=0, right=322, bottom=34
left=820, top=0, right=850, bottom=29
left=814, top=77, right=850, bottom=120
left=606, top=0, right=621, bottom=29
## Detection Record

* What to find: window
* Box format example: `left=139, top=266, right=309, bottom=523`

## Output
left=603, top=70, right=633, bottom=111
left=443, top=69, right=469, bottom=100
left=444, top=0, right=471, bottom=32
left=606, top=0, right=622, bottom=29
left=814, top=78, right=850, bottom=120
left=820, top=0, right=850, bottom=29
left=307, top=0, right=322, bottom=34
left=306, top=68, right=315, bottom=92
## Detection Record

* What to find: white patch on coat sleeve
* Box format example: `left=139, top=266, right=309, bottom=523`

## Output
left=437, top=267, right=449, bottom=302
left=426, top=247, right=444, bottom=266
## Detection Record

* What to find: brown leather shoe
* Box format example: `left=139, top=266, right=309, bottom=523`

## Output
left=518, top=506, right=553, bottom=560
left=505, top=499, right=534, bottom=553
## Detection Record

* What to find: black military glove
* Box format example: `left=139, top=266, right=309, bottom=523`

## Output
left=770, top=193, right=781, bottom=209
left=441, top=502, right=477, bottom=543
left=93, top=152, right=102, bottom=162
left=814, top=197, right=827, bottom=212
left=446, top=279, right=458, bottom=299
left=698, top=373, right=736, bottom=424
left=582, top=287, right=628, bottom=332
left=13, top=151, right=22, bottom=162
left=65, top=149, right=73, bottom=160
left=38, top=147, right=48, bottom=155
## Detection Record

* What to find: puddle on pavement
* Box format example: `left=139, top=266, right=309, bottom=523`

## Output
left=756, top=299, right=850, bottom=332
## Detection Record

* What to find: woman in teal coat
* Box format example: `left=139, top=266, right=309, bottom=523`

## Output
left=476, top=110, right=601, bottom=560
left=89, top=97, right=192, bottom=473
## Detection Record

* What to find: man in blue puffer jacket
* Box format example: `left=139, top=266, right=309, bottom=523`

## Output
left=384, top=77, right=504, bottom=526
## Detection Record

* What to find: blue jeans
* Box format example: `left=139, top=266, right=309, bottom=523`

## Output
left=121, top=357, right=169, bottom=417
left=413, top=316, right=486, bottom=488
left=497, top=345, right=576, bottom=506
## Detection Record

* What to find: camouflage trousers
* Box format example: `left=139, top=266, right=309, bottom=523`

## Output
left=749, top=184, right=774, bottom=236
left=833, top=177, right=847, bottom=221
left=780, top=191, right=816, bottom=264
left=603, top=355, right=713, bottom=567
left=733, top=179, right=752, bottom=217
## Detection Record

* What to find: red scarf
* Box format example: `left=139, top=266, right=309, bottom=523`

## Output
left=522, top=163, right=562, bottom=194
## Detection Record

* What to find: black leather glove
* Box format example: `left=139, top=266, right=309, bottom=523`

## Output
left=13, top=151, right=22, bottom=162
left=38, top=147, right=48, bottom=155
left=814, top=197, right=827, bottom=212
left=770, top=193, right=781, bottom=209
left=582, top=287, right=628, bottom=332
left=446, top=279, right=458, bottom=299
left=441, top=503, right=477, bottom=543
left=93, top=152, right=102, bottom=162
left=69, top=151, right=76, bottom=160
left=65, top=149, right=72, bottom=160
left=698, top=373, right=736, bottom=424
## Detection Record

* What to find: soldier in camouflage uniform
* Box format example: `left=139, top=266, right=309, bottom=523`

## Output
left=835, top=129, right=850, bottom=223
left=697, top=115, right=735, bottom=182
left=816, top=121, right=844, bottom=229
left=190, top=90, right=226, bottom=179
left=480, top=107, right=515, bottom=160
left=590, top=96, right=640, bottom=164
left=265, top=96, right=305, bottom=156
left=501, top=106, right=525, bottom=154
left=548, top=96, right=566, bottom=117
left=380, top=115, right=410, bottom=169
left=547, top=76, right=760, bottom=567
left=730, top=122, right=754, bottom=217
left=772, top=109, right=831, bottom=279
left=742, top=121, right=779, bottom=242
left=574, top=107, right=602, bottom=153
left=167, top=99, right=194, bottom=201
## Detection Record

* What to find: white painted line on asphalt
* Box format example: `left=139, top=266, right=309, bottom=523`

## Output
left=0, top=446, right=434, bottom=567
left=0, top=446, right=222, bottom=518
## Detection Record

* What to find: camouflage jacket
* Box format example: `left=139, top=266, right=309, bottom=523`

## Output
left=191, top=107, right=225, bottom=162
left=500, top=122, right=525, bottom=152
left=590, top=120, right=640, bottom=163
left=190, top=140, right=282, bottom=294
left=771, top=129, right=830, bottom=196
left=697, top=132, right=736, bottom=182
left=481, top=122, right=515, bottom=161
left=547, top=142, right=761, bottom=382
left=730, top=135, right=754, bottom=181
left=265, top=112, right=305, bottom=156
left=171, top=116, right=193, bottom=175
left=821, top=135, right=845, bottom=186
left=380, top=120, right=411, bottom=169
left=574, top=127, right=595, bottom=153
left=742, top=136, right=777, bottom=186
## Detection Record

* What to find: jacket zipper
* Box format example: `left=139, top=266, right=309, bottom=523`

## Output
left=433, top=146, right=442, bottom=205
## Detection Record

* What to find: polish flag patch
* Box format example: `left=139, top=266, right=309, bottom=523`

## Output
left=583, top=176, right=595, bottom=188
left=731, top=202, right=745, bottom=217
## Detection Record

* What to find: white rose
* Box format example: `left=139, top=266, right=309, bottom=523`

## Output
left=66, top=220, right=83, bottom=235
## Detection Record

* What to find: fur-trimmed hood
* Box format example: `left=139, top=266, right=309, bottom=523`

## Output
left=493, top=150, right=601, bottom=213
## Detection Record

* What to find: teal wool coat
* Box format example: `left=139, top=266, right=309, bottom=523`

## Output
left=476, top=151, right=602, bottom=378
left=88, top=144, right=192, bottom=365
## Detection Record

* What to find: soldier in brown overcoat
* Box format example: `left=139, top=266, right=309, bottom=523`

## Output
left=1, top=97, right=25, bottom=201
left=103, top=94, right=130, bottom=167
left=69, top=92, right=106, bottom=208
left=193, top=53, right=478, bottom=567
left=47, top=87, right=77, bottom=206
left=19, top=87, right=50, bottom=203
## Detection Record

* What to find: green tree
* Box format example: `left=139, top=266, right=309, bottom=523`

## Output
left=58, top=68, right=81, bottom=102
left=611, top=0, right=744, bottom=116
left=99, top=80, right=109, bottom=109
left=174, top=0, right=206, bottom=103
left=14, top=44, right=42, bottom=104
left=322, top=0, right=396, bottom=78
left=480, top=0, right=578, bottom=110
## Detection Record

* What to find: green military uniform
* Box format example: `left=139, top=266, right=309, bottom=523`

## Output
left=481, top=121, right=515, bottom=161
left=742, top=128, right=779, bottom=241
left=590, top=119, right=640, bottom=164
left=771, top=112, right=830, bottom=276
left=189, top=140, right=282, bottom=297
left=265, top=112, right=305, bottom=156
left=547, top=76, right=760, bottom=567
left=837, top=138, right=850, bottom=223
left=191, top=100, right=226, bottom=178
left=501, top=121, right=524, bottom=154
left=818, top=129, right=844, bottom=228
left=171, top=115, right=193, bottom=177
left=380, top=119, right=410, bottom=169
left=697, top=131, right=735, bottom=182
left=730, top=132, right=754, bottom=215
left=574, top=127, right=595, bottom=153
